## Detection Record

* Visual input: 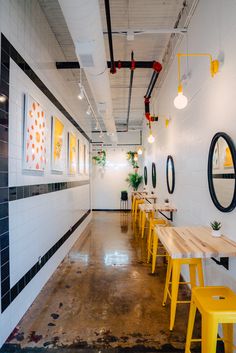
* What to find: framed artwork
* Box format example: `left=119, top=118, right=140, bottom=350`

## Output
left=51, top=116, right=64, bottom=172
left=23, top=94, right=46, bottom=171
left=224, top=146, right=233, bottom=169
left=84, top=144, right=86, bottom=174
left=77, top=139, right=80, bottom=173
left=85, top=144, right=89, bottom=174
left=68, top=132, right=77, bottom=175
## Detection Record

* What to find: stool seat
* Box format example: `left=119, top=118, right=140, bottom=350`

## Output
left=193, top=286, right=236, bottom=315
left=185, top=286, right=236, bottom=353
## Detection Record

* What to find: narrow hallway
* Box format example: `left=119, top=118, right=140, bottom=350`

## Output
left=3, top=212, right=192, bottom=352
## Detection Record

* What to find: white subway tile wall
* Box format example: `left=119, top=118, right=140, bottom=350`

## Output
left=0, top=0, right=92, bottom=346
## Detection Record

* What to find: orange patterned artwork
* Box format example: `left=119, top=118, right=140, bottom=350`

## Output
left=24, top=94, right=46, bottom=171
left=68, top=132, right=76, bottom=174
left=52, top=116, right=64, bottom=171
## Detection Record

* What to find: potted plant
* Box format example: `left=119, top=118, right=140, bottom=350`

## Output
left=126, top=173, right=143, bottom=191
left=92, top=150, right=106, bottom=167
left=164, top=198, right=169, bottom=207
left=127, top=151, right=138, bottom=168
left=210, top=221, right=222, bottom=237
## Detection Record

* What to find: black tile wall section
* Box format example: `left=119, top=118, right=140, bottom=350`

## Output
left=0, top=33, right=91, bottom=313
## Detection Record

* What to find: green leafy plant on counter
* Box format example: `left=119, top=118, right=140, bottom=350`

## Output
left=127, top=151, right=139, bottom=169
left=210, top=221, right=222, bottom=231
left=126, top=172, right=143, bottom=191
left=92, top=150, right=106, bottom=167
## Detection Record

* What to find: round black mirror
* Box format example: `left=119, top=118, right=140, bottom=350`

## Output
left=166, top=155, right=175, bottom=194
left=152, top=163, right=156, bottom=188
left=208, top=132, right=236, bottom=212
left=144, top=166, right=148, bottom=185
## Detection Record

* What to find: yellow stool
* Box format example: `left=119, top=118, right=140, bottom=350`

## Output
left=163, top=257, right=204, bottom=331
left=134, top=199, right=144, bottom=222
left=131, top=195, right=138, bottom=216
left=147, top=219, right=169, bottom=273
left=185, top=286, right=236, bottom=353
left=140, top=208, right=153, bottom=238
left=138, top=205, right=144, bottom=229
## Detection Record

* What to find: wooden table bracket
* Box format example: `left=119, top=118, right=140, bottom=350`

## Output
left=211, top=257, right=229, bottom=270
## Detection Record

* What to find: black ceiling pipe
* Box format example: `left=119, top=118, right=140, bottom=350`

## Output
left=104, top=0, right=116, bottom=74
left=144, top=62, right=162, bottom=120
left=56, top=61, right=155, bottom=70
left=126, top=51, right=135, bottom=130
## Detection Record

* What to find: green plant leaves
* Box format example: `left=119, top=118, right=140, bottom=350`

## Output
left=126, top=172, right=143, bottom=191
left=92, top=150, right=106, bottom=167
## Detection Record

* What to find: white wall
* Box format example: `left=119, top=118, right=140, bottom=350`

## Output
left=143, top=0, right=236, bottom=290
left=92, top=147, right=143, bottom=209
left=0, top=0, right=91, bottom=346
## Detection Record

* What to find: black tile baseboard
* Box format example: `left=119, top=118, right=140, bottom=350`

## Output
left=9, top=180, right=89, bottom=201
left=0, top=209, right=91, bottom=312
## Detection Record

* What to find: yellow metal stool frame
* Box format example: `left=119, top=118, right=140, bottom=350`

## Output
left=134, top=199, right=144, bottom=222
left=185, top=286, right=236, bottom=353
left=147, top=219, right=169, bottom=273
left=163, top=257, right=204, bottom=331
left=131, top=195, right=136, bottom=216
left=140, top=207, right=154, bottom=238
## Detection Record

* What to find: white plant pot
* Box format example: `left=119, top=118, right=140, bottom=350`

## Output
left=211, top=229, right=221, bottom=237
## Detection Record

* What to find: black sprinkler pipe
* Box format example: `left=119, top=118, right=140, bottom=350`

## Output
left=104, top=0, right=116, bottom=74
left=144, top=62, right=162, bottom=121
left=126, top=51, right=135, bottom=130
left=56, top=61, right=155, bottom=70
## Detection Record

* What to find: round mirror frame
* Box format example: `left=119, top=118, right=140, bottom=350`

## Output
left=208, top=132, right=236, bottom=212
left=166, top=155, right=175, bottom=194
left=144, top=166, right=148, bottom=185
left=152, top=162, right=156, bottom=188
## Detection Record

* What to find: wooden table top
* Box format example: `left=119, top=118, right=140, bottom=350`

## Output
left=135, top=194, right=157, bottom=201
left=156, top=226, right=236, bottom=259
left=139, top=203, right=177, bottom=212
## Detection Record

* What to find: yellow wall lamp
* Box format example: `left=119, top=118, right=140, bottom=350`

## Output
left=174, top=53, right=220, bottom=109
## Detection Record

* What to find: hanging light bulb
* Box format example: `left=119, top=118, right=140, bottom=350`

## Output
left=95, top=123, right=99, bottom=131
left=0, top=95, right=7, bottom=103
left=147, top=130, right=155, bottom=144
left=134, top=153, right=138, bottom=162
left=174, top=84, right=188, bottom=110
left=137, top=147, right=143, bottom=155
left=86, top=106, right=91, bottom=115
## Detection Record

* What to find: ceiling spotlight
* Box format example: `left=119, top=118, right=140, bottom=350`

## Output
left=147, top=130, right=155, bottom=144
left=0, top=95, right=7, bottom=103
left=86, top=106, right=91, bottom=115
left=137, top=147, right=143, bottom=155
left=78, top=90, right=84, bottom=100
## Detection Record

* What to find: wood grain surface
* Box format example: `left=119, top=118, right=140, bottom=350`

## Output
left=156, top=226, right=236, bottom=259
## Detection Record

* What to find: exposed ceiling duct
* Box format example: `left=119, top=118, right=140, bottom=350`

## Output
left=58, top=0, right=117, bottom=141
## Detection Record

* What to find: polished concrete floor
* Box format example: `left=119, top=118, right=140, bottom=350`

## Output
left=4, top=212, right=200, bottom=351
